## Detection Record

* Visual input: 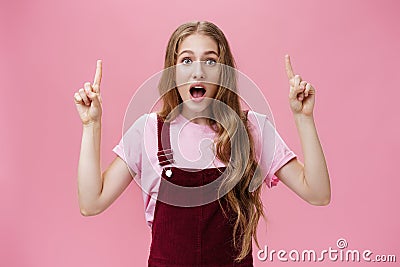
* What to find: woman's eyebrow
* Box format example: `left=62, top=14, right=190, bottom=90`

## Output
left=178, top=50, right=219, bottom=57
left=204, top=50, right=219, bottom=56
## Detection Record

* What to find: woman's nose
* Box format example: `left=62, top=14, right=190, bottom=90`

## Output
left=191, top=61, right=205, bottom=79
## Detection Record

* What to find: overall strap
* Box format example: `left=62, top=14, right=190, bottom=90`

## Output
left=157, top=114, right=174, bottom=166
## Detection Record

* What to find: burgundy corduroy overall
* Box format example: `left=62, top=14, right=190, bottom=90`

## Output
left=148, top=113, right=253, bottom=267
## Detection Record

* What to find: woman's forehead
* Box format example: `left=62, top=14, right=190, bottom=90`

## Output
left=177, top=34, right=219, bottom=55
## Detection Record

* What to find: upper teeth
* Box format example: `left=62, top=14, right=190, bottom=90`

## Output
left=193, top=86, right=204, bottom=89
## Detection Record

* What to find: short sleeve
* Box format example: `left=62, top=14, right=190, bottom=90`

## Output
left=112, top=114, right=148, bottom=176
left=248, top=111, right=297, bottom=189
left=264, top=125, right=297, bottom=188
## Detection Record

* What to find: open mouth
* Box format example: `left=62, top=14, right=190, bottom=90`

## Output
left=189, top=84, right=206, bottom=98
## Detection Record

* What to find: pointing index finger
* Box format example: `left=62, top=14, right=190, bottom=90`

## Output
left=93, top=59, right=102, bottom=92
left=285, top=54, right=295, bottom=80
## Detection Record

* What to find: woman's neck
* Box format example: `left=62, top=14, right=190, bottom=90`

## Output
left=180, top=107, right=211, bottom=125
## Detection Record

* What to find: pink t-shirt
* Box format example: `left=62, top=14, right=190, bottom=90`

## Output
left=113, top=111, right=297, bottom=228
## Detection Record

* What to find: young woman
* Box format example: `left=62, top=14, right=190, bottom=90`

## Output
left=74, top=21, right=330, bottom=267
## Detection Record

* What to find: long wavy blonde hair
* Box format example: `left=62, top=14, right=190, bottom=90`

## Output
left=157, top=21, right=266, bottom=262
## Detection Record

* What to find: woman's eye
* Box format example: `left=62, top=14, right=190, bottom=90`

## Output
left=182, top=58, right=192, bottom=64
left=205, top=59, right=217, bottom=66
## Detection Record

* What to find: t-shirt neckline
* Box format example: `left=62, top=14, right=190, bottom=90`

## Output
left=175, top=113, right=215, bottom=132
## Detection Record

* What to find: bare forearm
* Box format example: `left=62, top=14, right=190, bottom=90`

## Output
left=294, top=114, right=330, bottom=203
left=77, top=121, right=103, bottom=214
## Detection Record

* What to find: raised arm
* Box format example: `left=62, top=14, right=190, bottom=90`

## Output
left=274, top=55, right=331, bottom=206
left=74, top=60, right=134, bottom=216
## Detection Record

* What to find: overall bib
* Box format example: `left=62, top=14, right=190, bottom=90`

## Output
left=148, top=113, right=253, bottom=267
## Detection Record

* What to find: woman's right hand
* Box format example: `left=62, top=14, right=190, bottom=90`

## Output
left=74, top=60, right=103, bottom=126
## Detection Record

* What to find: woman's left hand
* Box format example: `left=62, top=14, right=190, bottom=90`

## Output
left=285, top=55, right=316, bottom=117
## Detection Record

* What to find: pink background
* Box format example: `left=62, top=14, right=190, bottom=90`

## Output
left=1, top=0, right=399, bottom=266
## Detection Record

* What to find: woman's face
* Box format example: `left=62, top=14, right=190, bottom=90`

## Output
left=175, top=33, right=220, bottom=115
